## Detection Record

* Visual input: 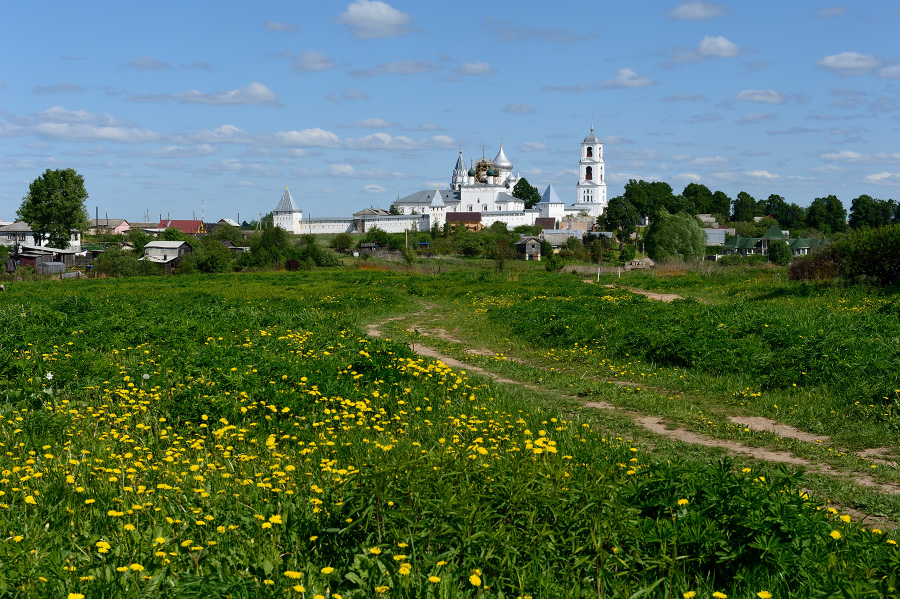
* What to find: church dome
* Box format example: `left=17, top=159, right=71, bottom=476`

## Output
left=493, top=146, right=513, bottom=170
left=487, top=167, right=497, bottom=177
left=583, top=127, right=599, bottom=144
left=468, top=167, right=476, bottom=177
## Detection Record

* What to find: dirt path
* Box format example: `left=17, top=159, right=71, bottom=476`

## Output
left=600, top=283, right=682, bottom=303
left=365, top=309, right=900, bottom=503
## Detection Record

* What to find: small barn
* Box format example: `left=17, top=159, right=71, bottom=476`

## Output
left=515, top=236, right=541, bottom=261
left=36, top=261, right=67, bottom=275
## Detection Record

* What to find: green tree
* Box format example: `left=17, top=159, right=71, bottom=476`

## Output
left=623, top=179, right=674, bottom=219
left=682, top=183, right=713, bottom=214
left=196, top=236, right=232, bottom=273
left=330, top=232, right=353, bottom=250
left=389, top=204, right=400, bottom=215
left=17, top=168, right=90, bottom=249
left=603, top=196, right=639, bottom=250
left=710, top=190, right=731, bottom=217
left=210, top=222, right=243, bottom=245
left=848, top=194, right=896, bottom=229
left=512, top=178, right=542, bottom=209
left=126, top=228, right=151, bottom=254
left=767, top=239, right=791, bottom=266
left=806, top=195, right=846, bottom=234
left=644, top=210, right=706, bottom=263
left=731, top=191, right=758, bottom=223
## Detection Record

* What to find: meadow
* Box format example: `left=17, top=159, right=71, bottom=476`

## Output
left=1, top=266, right=899, bottom=598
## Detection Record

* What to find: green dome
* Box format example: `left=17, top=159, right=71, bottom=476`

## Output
left=467, top=167, right=476, bottom=177
left=487, top=168, right=497, bottom=176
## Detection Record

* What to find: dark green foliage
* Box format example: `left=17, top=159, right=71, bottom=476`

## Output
left=125, top=228, right=151, bottom=254
left=195, top=237, right=232, bottom=273
left=623, top=179, right=674, bottom=218
left=362, top=226, right=389, bottom=247
left=849, top=194, right=896, bottom=230
left=620, top=244, right=636, bottom=261
left=818, top=224, right=900, bottom=285
left=768, top=239, right=792, bottom=266
left=512, top=177, right=542, bottom=209
left=730, top=191, right=760, bottom=223
left=806, top=195, right=847, bottom=234
left=645, top=211, right=706, bottom=262
left=717, top=254, right=768, bottom=267
left=603, top=196, right=639, bottom=249
left=682, top=183, right=713, bottom=214
left=763, top=195, right=806, bottom=230
left=17, top=168, right=90, bottom=249
left=388, top=203, right=400, bottom=215
left=710, top=190, right=732, bottom=217
left=93, top=246, right=160, bottom=277
left=331, top=232, right=353, bottom=250
left=209, top=222, right=243, bottom=245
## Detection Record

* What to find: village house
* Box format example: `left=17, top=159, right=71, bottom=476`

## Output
left=515, top=236, right=541, bottom=261
left=88, top=218, right=131, bottom=235
left=0, top=221, right=83, bottom=251
left=141, top=241, right=192, bottom=272
left=721, top=225, right=828, bottom=257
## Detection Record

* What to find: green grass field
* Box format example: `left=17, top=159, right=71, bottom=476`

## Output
left=1, top=266, right=899, bottom=598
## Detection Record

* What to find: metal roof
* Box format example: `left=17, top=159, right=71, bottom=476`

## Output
left=539, top=182, right=562, bottom=204
left=274, top=188, right=299, bottom=212
left=493, top=145, right=513, bottom=170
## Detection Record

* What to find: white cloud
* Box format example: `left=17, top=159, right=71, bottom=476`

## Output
left=173, top=82, right=280, bottom=106
left=179, top=125, right=253, bottom=145
left=349, top=118, right=397, bottom=128
left=737, top=112, right=776, bottom=124
left=675, top=173, right=702, bottom=181
left=820, top=150, right=900, bottom=164
left=459, top=61, right=494, bottom=76
left=518, top=142, right=547, bottom=152
left=878, top=65, right=900, bottom=79
left=815, top=6, right=846, bottom=18
left=125, top=56, right=173, bottom=70
left=291, top=51, right=334, bottom=72
left=817, top=51, right=881, bottom=75
left=271, top=128, right=342, bottom=148
left=202, top=159, right=279, bottom=177
left=598, top=68, right=654, bottom=89
left=139, top=145, right=218, bottom=158
left=342, top=88, right=370, bottom=101
left=236, top=180, right=256, bottom=187
left=0, top=106, right=162, bottom=144
left=364, top=184, right=387, bottom=193
left=33, top=83, right=85, bottom=95
left=690, top=155, right=728, bottom=165
left=864, top=172, right=900, bottom=186
left=344, top=132, right=455, bottom=152
left=743, top=170, right=779, bottom=180
left=336, top=0, right=412, bottom=40
left=736, top=89, right=788, bottom=104
left=667, top=2, right=729, bottom=20
left=264, top=21, right=296, bottom=32
left=503, top=103, right=534, bottom=115
left=673, top=35, right=740, bottom=63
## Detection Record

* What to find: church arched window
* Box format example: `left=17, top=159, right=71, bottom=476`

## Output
left=586, top=147, right=593, bottom=158
left=468, top=204, right=473, bottom=211
left=585, top=167, right=593, bottom=181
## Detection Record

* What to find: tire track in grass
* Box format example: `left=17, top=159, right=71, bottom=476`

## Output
left=365, top=309, right=900, bottom=502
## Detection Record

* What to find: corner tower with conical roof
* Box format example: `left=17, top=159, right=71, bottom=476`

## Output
left=273, top=186, right=302, bottom=234
left=575, top=127, right=608, bottom=217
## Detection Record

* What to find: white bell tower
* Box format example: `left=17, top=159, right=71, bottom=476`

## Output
left=576, top=127, right=607, bottom=216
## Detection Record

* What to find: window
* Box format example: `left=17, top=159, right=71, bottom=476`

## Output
left=468, top=205, right=472, bottom=211
left=586, top=147, right=593, bottom=158
left=585, top=166, right=592, bottom=181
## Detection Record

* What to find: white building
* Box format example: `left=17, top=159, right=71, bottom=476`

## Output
left=573, top=127, right=608, bottom=218
left=273, top=187, right=303, bottom=234
left=0, top=221, right=83, bottom=251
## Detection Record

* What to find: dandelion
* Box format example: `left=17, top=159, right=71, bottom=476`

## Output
left=263, top=579, right=274, bottom=586
left=713, top=593, right=728, bottom=598
left=268, top=514, right=282, bottom=524
left=398, top=563, right=411, bottom=576
left=429, top=576, right=441, bottom=583
left=830, top=530, right=842, bottom=540
left=84, top=499, right=95, bottom=505
left=887, top=540, right=897, bottom=546
left=683, top=592, right=696, bottom=599
left=369, top=547, right=382, bottom=555
left=677, top=499, right=689, bottom=506
left=124, top=524, right=135, bottom=531
left=285, top=571, right=303, bottom=579
left=24, top=496, right=36, bottom=505
left=68, top=594, right=85, bottom=599
left=320, top=567, right=334, bottom=575
left=375, top=586, right=390, bottom=593
left=293, top=585, right=306, bottom=592
left=840, top=515, right=851, bottom=523
left=13, top=536, right=24, bottom=543
left=469, top=572, right=482, bottom=587
left=129, top=564, right=144, bottom=572
left=757, top=593, right=772, bottom=599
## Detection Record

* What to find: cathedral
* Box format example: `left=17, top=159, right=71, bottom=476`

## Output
left=270, top=129, right=609, bottom=235
left=391, top=129, right=608, bottom=228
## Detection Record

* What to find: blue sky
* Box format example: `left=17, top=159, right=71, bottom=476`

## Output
left=1, top=1, right=899, bottom=223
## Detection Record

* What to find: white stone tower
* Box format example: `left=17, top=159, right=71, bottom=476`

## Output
left=273, top=187, right=302, bottom=234
left=575, top=127, right=608, bottom=217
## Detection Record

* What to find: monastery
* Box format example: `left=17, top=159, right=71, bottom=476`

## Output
left=272, top=129, right=608, bottom=235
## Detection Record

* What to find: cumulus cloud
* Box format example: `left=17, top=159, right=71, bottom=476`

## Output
left=598, top=67, right=654, bottom=89
left=172, top=82, right=280, bottom=106
left=458, top=61, right=494, bottom=75
left=690, top=155, right=728, bottom=165
left=33, top=83, right=85, bottom=95
left=815, top=6, right=846, bottom=18
left=364, top=184, right=387, bottom=193
left=125, top=56, right=173, bottom=70
left=737, top=112, right=776, bottom=124
left=736, top=89, right=788, bottom=104
left=503, top=103, right=534, bottom=115
left=264, top=21, right=297, bottom=32
left=0, top=107, right=163, bottom=144
left=672, top=35, right=740, bottom=63
left=336, top=0, right=412, bottom=40
left=879, top=65, right=900, bottom=79
left=271, top=128, right=342, bottom=148
left=344, top=132, right=455, bottom=152
left=290, top=50, right=335, bottom=72
left=667, top=2, right=729, bottom=20
left=820, top=150, right=900, bottom=164
left=817, top=51, right=881, bottom=75
left=351, top=60, right=441, bottom=77
left=675, top=173, right=702, bottom=181
left=864, top=172, right=900, bottom=186
left=518, top=142, right=547, bottom=152
left=743, top=170, right=779, bottom=180
left=201, top=159, right=280, bottom=177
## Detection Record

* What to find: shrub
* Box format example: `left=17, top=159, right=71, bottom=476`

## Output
left=767, top=239, right=791, bottom=266
left=620, top=244, right=636, bottom=262
left=645, top=211, right=706, bottom=262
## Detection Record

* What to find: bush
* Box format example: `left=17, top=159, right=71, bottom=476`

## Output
left=767, top=239, right=791, bottom=266
left=331, top=232, right=353, bottom=251
left=645, top=211, right=706, bottom=262
left=94, top=246, right=160, bottom=277
left=717, top=254, right=768, bottom=267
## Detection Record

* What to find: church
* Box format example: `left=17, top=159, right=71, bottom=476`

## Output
left=391, top=129, right=608, bottom=229
left=271, top=129, right=609, bottom=234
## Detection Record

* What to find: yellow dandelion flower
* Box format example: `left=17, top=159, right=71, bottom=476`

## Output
left=677, top=499, right=689, bottom=506
left=830, top=530, right=842, bottom=540
left=713, top=593, right=728, bottom=599
left=263, top=579, right=274, bottom=586
left=320, top=567, right=334, bottom=575
left=369, top=547, right=382, bottom=555
left=469, top=573, right=482, bottom=587
left=429, top=576, right=441, bottom=583
left=129, top=564, right=144, bottom=571
left=757, top=592, right=772, bottom=599
left=24, top=496, right=36, bottom=505
left=293, top=585, right=306, bottom=592
left=840, top=515, right=851, bottom=523
left=69, top=593, right=86, bottom=599
left=375, top=586, right=389, bottom=593
left=285, top=571, right=303, bottom=579
left=683, top=592, right=696, bottom=599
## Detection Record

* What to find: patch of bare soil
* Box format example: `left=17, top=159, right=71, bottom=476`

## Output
left=728, top=416, right=831, bottom=444
left=857, top=447, right=900, bottom=468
